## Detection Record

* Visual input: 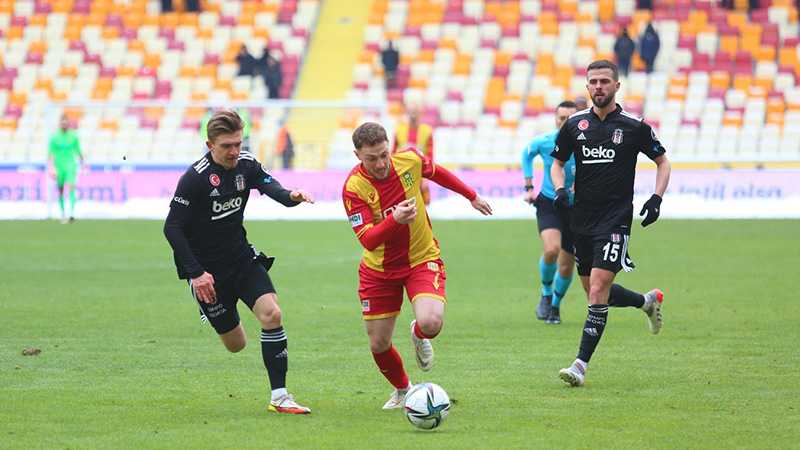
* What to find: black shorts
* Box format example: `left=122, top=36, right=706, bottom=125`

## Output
left=573, top=232, right=635, bottom=277
left=188, top=256, right=276, bottom=334
left=535, top=192, right=574, bottom=254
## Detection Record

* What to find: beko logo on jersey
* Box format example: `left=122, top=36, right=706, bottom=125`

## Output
left=211, top=198, right=242, bottom=220
left=582, top=145, right=615, bottom=164
left=173, top=196, right=190, bottom=206
left=382, top=196, right=417, bottom=218
left=213, top=197, right=242, bottom=212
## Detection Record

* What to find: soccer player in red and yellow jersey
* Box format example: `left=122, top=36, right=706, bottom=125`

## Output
left=393, top=103, right=434, bottom=205
left=343, top=122, right=492, bottom=409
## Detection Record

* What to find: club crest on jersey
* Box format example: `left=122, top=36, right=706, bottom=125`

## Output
left=401, top=172, right=415, bottom=188
left=235, top=174, right=246, bottom=192
left=362, top=300, right=370, bottom=312
left=611, top=233, right=621, bottom=243
left=578, top=119, right=589, bottom=130
left=209, top=174, right=220, bottom=186
left=612, top=129, right=624, bottom=145
left=427, top=261, right=440, bottom=272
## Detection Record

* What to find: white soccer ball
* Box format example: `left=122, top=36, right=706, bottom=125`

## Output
left=403, top=382, right=451, bottom=430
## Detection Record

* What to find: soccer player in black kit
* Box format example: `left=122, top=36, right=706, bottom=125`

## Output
left=551, top=60, right=672, bottom=387
left=164, top=108, right=314, bottom=412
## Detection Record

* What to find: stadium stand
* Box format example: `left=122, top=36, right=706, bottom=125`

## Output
left=1, top=0, right=799, bottom=168
left=348, top=0, right=800, bottom=166
left=0, top=0, right=318, bottom=165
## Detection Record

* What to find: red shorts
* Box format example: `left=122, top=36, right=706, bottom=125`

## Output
left=358, top=259, right=447, bottom=320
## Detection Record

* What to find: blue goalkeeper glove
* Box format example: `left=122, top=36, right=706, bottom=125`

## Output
left=553, top=187, right=570, bottom=216
left=639, top=194, right=662, bottom=227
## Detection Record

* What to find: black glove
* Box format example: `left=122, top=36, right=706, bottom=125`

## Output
left=553, top=188, right=570, bottom=216
left=639, top=194, right=662, bottom=227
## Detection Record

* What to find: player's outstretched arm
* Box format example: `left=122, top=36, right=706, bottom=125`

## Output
left=289, top=189, right=315, bottom=203
left=471, top=195, right=492, bottom=216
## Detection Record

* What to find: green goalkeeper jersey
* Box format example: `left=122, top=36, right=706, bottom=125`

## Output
left=49, top=130, right=81, bottom=169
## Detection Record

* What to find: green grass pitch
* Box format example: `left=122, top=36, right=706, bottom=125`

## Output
left=2, top=219, right=798, bottom=449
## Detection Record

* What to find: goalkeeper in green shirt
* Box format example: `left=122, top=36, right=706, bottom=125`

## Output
left=48, top=115, right=84, bottom=223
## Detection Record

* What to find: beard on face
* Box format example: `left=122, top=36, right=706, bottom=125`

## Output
left=591, top=92, right=614, bottom=109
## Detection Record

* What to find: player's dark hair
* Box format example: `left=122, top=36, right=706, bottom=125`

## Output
left=587, top=59, right=619, bottom=82
left=207, top=108, right=245, bottom=143
left=352, top=122, right=388, bottom=150
left=557, top=100, right=577, bottom=110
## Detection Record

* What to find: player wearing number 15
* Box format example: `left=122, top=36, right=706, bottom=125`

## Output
left=550, top=60, right=672, bottom=387
left=342, top=122, right=492, bottom=409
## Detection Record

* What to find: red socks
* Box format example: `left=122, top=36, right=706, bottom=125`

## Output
left=372, top=345, right=409, bottom=389
left=413, top=321, right=441, bottom=340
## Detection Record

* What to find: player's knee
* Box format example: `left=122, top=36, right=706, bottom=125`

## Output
left=369, top=336, right=392, bottom=353
left=256, top=307, right=281, bottom=328
left=224, top=339, right=246, bottom=353
left=225, top=342, right=247, bottom=353
left=417, top=315, right=442, bottom=336
left=588, top=284, right=609, bottom=305
left=543, top=247, right=559, bottom=261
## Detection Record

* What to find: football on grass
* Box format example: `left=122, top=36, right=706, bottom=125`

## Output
left=403, top=383, right=450, bottom=429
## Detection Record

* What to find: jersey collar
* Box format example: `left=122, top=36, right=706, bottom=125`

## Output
left=589, top=103, right=623, bottom=122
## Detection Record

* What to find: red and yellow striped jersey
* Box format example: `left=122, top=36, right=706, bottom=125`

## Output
left=342, top=149, right=439, bottom=272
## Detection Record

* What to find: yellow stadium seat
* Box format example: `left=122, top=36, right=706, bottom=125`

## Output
left=199, top=64, right=217, bottom=78
left=180, top=13, right=199, bottom=27
left=123, top=13, right=143, bottom=28
left=30, top=14, right=48, bottom=27
left=732, top=74, right=752, bottom=91
left=9, top=92, right=27, bottom=106
left=60, top=66, right=78, bottom=78
left=710, top=72, right=731, bottom=90
left=35, top=78, right=53, bottom=92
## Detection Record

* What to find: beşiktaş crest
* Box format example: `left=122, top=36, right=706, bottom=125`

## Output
left=235, top=174, right=246, bottom=191
left=612, top=128, right=624, bottom=144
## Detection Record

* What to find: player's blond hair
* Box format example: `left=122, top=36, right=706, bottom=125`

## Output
left=207, top=108, right=245, bottom=143
left=352, top=122, right=388, bottom=150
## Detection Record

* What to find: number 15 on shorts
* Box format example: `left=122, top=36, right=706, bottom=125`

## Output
left=602, top=242, right=620, bottom=262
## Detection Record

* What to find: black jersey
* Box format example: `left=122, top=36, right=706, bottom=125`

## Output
left=163, top=151, right=299, bottom=281
left=552, top=104, right=665, bottom=234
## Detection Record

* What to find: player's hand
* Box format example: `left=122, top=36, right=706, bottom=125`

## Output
left=553, top=187, right=570, bottom=216
left=46, top=164, right=56, bottom=179
left=192, top=272, right=216, bottom=304
left=639, top=194, right=662, bottom=227
left=290, top=189, right=315, bottom=203
left=471, top=195, right=493, bottom=216
left=523, top=189, right=536, bottom=207
left=392, top=198, right=417, bottom=224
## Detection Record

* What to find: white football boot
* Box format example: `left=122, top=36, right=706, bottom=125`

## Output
left=410, top=320, right=434, bottom=371
left=643, top=289, right=664, bottom=335
left=559, top=360, right=586, bottom=387
left=382, top=386, right=410, bottom=410
left=269, top=393, right=311, bottom=414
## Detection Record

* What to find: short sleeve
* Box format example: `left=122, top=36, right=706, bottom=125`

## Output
left=638, top=121, right=666, bottom=160
left=551, top=123, right=575, bottom=161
